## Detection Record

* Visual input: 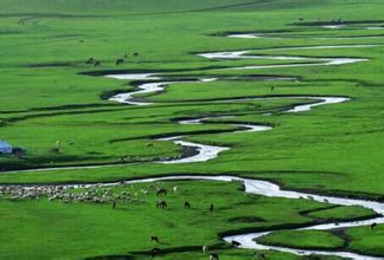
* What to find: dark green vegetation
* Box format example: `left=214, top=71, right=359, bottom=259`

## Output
left=1, top=0, right=384, bottom=259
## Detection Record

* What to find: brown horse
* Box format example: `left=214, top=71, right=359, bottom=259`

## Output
left=371, top=222, right=378, bottom=229
left=115, top=59, right=124, bottom=65
left=157, top=188, right=167, bottom=196
left=210, top=254, right=219, bottom=260
left=150, top=236, right=160, bottom=243
left=156, top=200, right=168, bottom=209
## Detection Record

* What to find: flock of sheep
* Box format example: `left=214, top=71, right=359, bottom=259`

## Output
left=0, top=182, right=270, bottom=259
left=0, top=184, right=139, bottom=204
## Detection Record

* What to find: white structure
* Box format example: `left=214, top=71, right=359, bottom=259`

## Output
left=0, top=140, right=12, bottom=154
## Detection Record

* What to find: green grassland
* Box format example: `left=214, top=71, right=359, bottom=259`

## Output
left=256, top=224, right=384, bottom=257
left=258, top=230, right=345, bottom=251
left=0, top=181, right=372, bottom=259
left=1, top=0, right=384, bottom=259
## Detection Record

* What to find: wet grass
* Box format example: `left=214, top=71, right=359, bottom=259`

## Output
left=1, top=0, right=384, bottom=258
left=257, top=230, right=345, bottom=251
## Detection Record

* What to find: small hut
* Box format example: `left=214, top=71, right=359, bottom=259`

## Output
left=0, top=140, right=12, bottom=154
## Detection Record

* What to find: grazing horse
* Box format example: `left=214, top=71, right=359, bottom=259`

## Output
left=231, top=240, right=241, bottom=247
left=210, top=253, right=219, bottom=260
left=115, top=59, right=124, bottom=65
left=202, top=245, right=209, bottom=254
left=151, top=236, right=160, bottom=243
left=156, top=200, right=168, bottom=209
left=151, top=248, right=160, bottom=258
left=184, top=201, right=191, bottom=209
left=371, top=222, right=378, bottom=230
left=157, top=188, right=167, bottom=196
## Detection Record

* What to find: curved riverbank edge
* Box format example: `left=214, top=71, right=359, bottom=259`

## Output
left=1, top=174, right=383, bottom=259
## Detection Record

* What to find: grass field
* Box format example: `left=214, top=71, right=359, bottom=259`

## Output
left=1, top=0, right=384, bottom=259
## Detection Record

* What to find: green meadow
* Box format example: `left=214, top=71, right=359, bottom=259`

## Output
left=1, top=0, right=384, bottom=259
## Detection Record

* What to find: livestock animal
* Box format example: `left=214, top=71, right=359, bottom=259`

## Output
left=202, top=245, right=209, bottom=254
left=119, top=155, right=129, bottom=162
left=184, top=201, right=191, bottom=209
left=151, top=236, right=160, bottom=243
left=51, top=148, right=60, bottom=154
left=156, top=200, right=168, bottom=209
left=85, top=58, right=94, bottom=64
left=231, top=240, right=241, bottom=247
left=371, top=222, right=378, bottom=230
left=151, top=248, right=160, bottom=258
left=115, top=59, right=124, bottom=65
left=157, top=188, right=167, bottom=196
left=210, top=254, right=219, bottom=260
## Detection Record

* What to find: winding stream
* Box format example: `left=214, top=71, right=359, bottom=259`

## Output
left=8, top=174, right=384, bottom=259
left=104, top=43, right=382, bottom=259
left=104, top=45, right=361, bottom=165
left=227, top=32, right=384, bottom=40
left=5, top=39, right=384, bottom=258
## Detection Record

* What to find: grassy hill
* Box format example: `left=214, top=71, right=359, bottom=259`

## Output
left=0, top=0, right=384, bottom=259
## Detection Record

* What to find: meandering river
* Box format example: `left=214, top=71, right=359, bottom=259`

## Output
left=4, top=36, right=384, bottom=259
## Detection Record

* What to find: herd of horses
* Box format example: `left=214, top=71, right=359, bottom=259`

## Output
left=85, top=52, right=139, bottom=67
left=148, top=187, right=269, bottom=259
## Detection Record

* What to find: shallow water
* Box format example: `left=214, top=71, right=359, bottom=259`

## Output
left=227, top=32, right=384, bottom=40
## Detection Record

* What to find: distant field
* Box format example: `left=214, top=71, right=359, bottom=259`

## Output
left=0, top=0, right=384, bottom=259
